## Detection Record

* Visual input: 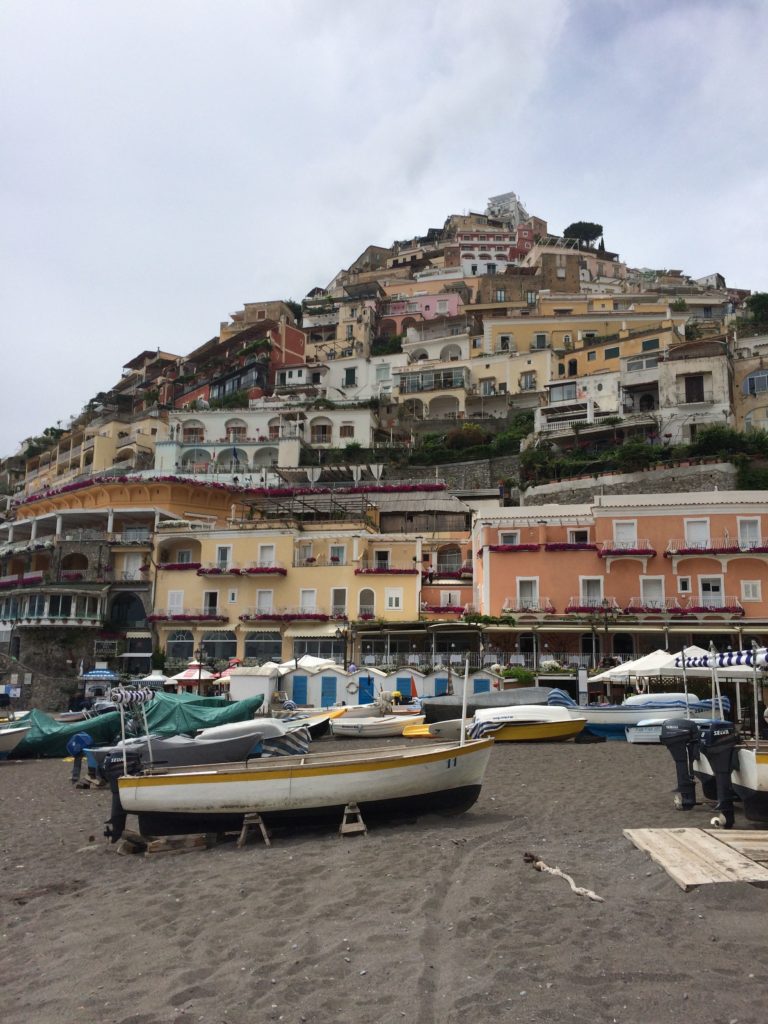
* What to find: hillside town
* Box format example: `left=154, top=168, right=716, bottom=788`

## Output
left=2, top=191, right=767, bottom=704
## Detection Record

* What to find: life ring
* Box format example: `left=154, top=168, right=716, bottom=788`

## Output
left=346, top=681, right=359, bottom=695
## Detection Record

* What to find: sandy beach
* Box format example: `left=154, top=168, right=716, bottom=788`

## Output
left=2, top=738, right=766, bottom=1024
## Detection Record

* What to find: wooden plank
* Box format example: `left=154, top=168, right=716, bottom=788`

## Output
left=705, top=829, right=768, bottom=864
left=624, top=828, right=768, bottom=890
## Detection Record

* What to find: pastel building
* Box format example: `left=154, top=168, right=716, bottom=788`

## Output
left=473, top=493, right=768, bottom=667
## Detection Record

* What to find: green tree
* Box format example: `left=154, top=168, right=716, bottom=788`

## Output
left=563, top=221, right=604, bottom=247
left=745, top=293, right=768, bottom=324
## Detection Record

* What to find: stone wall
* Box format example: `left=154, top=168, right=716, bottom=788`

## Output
left=521, top=460, right=738, bottom=506
left=391, top=455, right=520, bottom=491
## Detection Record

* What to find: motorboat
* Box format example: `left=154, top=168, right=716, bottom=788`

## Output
left=113, top=737, right=494, bottom=838
left=330, top=714, right=426, bottom=739
left=468, top=705, right=586, bottom=742
left=548, top=688, right=729, bottom=740
left=0, top=723, right=32, bottom=758
left=422, top=687, right=552, bottom=724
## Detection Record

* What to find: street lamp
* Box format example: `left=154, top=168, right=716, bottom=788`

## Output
left=335, top=626, right=349, bottom=671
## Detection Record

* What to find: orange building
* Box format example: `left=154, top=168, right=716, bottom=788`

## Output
left=473, top=493, right=768, bottom=667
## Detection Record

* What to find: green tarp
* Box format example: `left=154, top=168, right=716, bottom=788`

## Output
left=14, top=693, right=264, bottom=758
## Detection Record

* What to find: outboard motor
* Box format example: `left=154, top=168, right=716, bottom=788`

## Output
left=698, top=721, right=739, bottom=829
left=660, top=719, right=701, bottom=810
left=101, top=750, right=142, bottom=843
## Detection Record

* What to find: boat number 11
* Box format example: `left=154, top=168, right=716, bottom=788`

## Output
left=446, top=757, right=457, bottom=769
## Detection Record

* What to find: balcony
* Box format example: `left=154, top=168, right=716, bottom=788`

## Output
left=502, top=598, right=556, bottom=614
left=239, top=563, right=288, bottom=576
left=197, top=562, right=243, bottom=577
left=598, top=539, right=657, bottom=558
left=357, top=604, right=375, bottom=620
left=237, top=606, right=348, bottom=622
left=665, top=538, right=768, bottom=557
left=4, top=613, right=104, bottom=628
left=624, top=597, right=683, bottom=614
left=488, top=543, right=540, bottom=553
left=149, top=608, right=229, bottom=622
left=355, top=564, right=419, bottom=575
left=565, top=596, right=622, bottom=614
left=679, top=596, right=744, bottom=616
left=292, top=556, right=347, bottom=568
left=677, top=389, right=714, bottom=405
left=420, top=603, right=467, bottom=616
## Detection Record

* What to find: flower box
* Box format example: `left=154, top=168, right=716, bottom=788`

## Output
left=241, top=566, right=287, bottom=576
left=354, top=567, right=419, bottom=575
left=545, top=543, right=597, bottom=552
left=158, top=562, right=202, bottom=571
left=488, top=544, right=540, bottom=553
left=599, top=548, right=657, bottom=558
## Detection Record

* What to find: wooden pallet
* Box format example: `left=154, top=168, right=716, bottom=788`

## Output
left=624, top=827, right=768, bottom=891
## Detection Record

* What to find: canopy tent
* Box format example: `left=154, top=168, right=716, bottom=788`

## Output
left=590, top=647, right=711, bottom=683
left=230, top=662, right=281, bottom=678
left=277, top=655, right=340, bottom=677
left=137, top=670, right=168, bottom=688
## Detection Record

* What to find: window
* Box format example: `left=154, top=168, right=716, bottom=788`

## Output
left=344, top=367, right=357, bottom=387
left=168, top=590, right=184, bottom=613
left=345, top=325, right=354, bottom=340
left=532, top=333, right=548, bottom=350
left=176, top=549, right=192, bottom=564
left=331, top=587, right=347, bottom=616
left=587, top=351, right=596, bottom=361
left=216, top=545, right=231, bottom=569
left=259, top=544, right=275, bottom=567
left=256, top=590, right=273, bottom=613
left=385, top=588, right=402, bottom=610
left=579, top=578, right=603, bottom=604
left=339, top=423, right=354, bottom=439
left=498, top=335, right=512, bottom=351
left=299, top=589, right=317, bottom=613
left=517, top=579, right=539, bottom=606
left=604, top=347, right=620, bottom=360
left=495, top=289, right=506, bottom=302
left=613, top=521, right=637, bottom=545
left=330, top=545, right=345, bottom=564
left=227, top=589, right=238, bottom=603
left=480, top=379, right=496, bottom=396
left=374, top=550, right=390, bottom=569
left=298, top=542, right=313, bottom=563
left=699, top=576, right=723, bottom=607
left=641, top=338, right=660, bottom=352
left=742, top=580, right=762, bottom=602
left=244, top=630, right=282, bottom=662
left=549, top=383, right=577, bottom=403
left=520, top=372, right=536, bottom=391
left=486, top=263, right=497, bottom=275
left=567, top=359, right=577, bottom=377
left=738, top=519, right=761, bottom=549
left=500, top=531, right=520, bottom=545
left=678, top=576, right=691, bottom=594
left=640, top=578, right=664, bottom=609
left=203, top=591, right=218, bottom=614
left=375, top=364, right=390, bottom=381
left=526, top=291, right=537, bottom=306
left=437, top=300, right=448, bottom=313
left=569, top=529, right=589, bottom=543
left=745, top=371, right=768, bottom=396
left=684, top=375, right=705, bottom=403
left=684, top=519, right=709, bottom=546
left=28, top=594, right=45, bottom=617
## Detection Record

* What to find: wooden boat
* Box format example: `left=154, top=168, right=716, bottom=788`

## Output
left=116, top=737, right=495, bottom=837
left=0, top=724, right=31, bottom=758
left=469, top=705, right=586, bottom=742
left=402, top=718, right=470, bottom=740
left=330, top=714, right=425, bottom=738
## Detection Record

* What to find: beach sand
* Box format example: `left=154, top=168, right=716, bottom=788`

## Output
left=2, top=738, right=765, bottom=1024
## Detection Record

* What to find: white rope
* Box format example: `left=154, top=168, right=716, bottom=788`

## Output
left=524, top=852, right=605, bottom=903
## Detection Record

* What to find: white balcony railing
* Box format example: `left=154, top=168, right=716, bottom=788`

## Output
left=598, top=539, right=656, bottom=557
left=565, top=596, right=622, bottom=613
left=502, top=598, right=556, bottom=614
left=666, top=538, right=768, bottom=555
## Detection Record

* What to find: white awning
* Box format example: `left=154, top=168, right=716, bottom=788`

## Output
left=283, top=623, right=340, bottom=638
left=126, top=631, right=152, bottom=639
left=118, top=652, right=152, bottom=658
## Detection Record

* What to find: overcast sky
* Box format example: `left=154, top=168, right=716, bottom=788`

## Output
left=2, top=0, right=766, bottom=455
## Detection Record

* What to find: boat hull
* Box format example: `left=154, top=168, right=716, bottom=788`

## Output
left=117, top=738, right=493, bottom=835
left=330, top=715, right=425, bottom=738
left=487, top=719, right=585, bottom=742
left=0, top=725, right=31, bottom=757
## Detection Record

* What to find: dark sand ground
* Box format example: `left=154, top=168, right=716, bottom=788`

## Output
left=1, top=738, right=765, bottom=1024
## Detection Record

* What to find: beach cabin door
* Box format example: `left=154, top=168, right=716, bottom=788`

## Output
left=321, top=675, right=337, bottom=707
left=435, top=676, right=449, bottom=696
left=473, top=677, right=491, bottom=694
left=358, top=674, right=375, bottom=704
left=292, top=675, right=308, bottom=705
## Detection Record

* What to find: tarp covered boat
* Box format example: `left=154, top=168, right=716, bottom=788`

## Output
left=14, top=693, right=265, bottom=758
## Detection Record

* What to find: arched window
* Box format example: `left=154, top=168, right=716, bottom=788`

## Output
left=201, top=630, right=237, bottom=662
left=359, top=588, right=375, bottom=618
left=167, top=629, right=194, bottom=662
left=243, top=631, right=282, bottom=663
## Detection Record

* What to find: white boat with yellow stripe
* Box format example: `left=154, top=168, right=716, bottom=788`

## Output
left=116, top=737, right=494, bottom=837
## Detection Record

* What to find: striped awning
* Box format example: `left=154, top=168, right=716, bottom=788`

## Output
left=283, top=623, right=340, bottom=638
left=126, top=631, right=152, bottom=639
